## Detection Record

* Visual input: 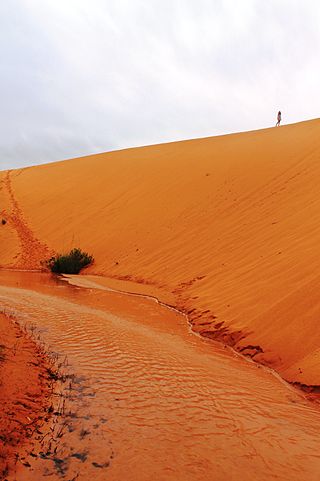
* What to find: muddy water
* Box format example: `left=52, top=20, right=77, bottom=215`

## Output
left=0, top=271, right=320, bottom=481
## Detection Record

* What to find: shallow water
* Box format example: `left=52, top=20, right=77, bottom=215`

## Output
left=0, top=270, right=320, bottom=480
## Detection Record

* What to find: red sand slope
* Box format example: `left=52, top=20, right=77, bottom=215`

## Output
left=1, top=118, right=320, bottom=385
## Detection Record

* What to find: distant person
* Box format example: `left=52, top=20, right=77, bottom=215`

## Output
left=276, top=111, right=281, bottom=127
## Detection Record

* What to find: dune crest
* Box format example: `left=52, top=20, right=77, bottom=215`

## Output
left=1, top=118, right=320, bottom=385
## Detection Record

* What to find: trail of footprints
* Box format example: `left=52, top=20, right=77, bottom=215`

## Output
left=1, top=171, right=55, bottom=269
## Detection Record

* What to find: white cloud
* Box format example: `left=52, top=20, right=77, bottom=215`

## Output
left=0, top=0, right=319, bottom=169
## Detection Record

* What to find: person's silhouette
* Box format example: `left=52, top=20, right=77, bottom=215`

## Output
left=276, top=111, right=281, bottom=127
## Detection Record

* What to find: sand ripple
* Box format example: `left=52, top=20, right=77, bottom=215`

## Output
left=0, top=273, right=320, bottom=480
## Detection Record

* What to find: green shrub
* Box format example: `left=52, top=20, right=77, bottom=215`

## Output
left=46, top=248, right=94, bottom=274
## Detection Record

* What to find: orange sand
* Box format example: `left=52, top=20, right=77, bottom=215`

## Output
left=0, top=314, right=52, bottom=477
left=1, top=271, right=320, bottom=481
left=1, top=118, right=320, bottom=385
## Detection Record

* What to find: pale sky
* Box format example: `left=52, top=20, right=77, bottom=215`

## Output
left=0, top=0, right=319, bottom=169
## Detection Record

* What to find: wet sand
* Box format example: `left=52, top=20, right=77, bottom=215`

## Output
left=1, top=270, right=320, bottom=480
left=0, top=312, right=53, bottom=478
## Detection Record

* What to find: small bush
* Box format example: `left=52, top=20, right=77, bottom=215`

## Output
left=46, top=248, right=94, bottom=274
left=1, top=219, right=6, bottom=225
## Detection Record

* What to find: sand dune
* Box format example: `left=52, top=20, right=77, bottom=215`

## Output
left=1, top=118, right=320, bottom=385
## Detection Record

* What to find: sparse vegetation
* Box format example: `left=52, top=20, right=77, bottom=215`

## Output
left=46, top=248, right=94, bottom=274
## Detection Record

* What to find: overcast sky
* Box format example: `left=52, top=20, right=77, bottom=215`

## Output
left=0, top=0, right=319, bottom=169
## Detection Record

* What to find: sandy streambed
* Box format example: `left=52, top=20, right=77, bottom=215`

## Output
left=0, top=313, right=55, bottom=478
left=0, top=270, right=320, bottom=481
